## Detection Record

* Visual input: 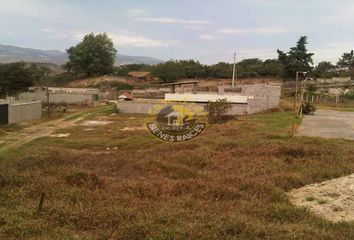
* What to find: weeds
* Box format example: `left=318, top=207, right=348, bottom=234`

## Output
left=0, top=110, right=354, bottom=239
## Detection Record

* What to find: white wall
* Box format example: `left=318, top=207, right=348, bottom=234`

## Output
left=8, top=101, right=42, bottom=124
left=19, top=92, right=96, bottom=105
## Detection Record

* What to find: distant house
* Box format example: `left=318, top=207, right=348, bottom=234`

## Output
left=127, top=71, right=154, bottom=81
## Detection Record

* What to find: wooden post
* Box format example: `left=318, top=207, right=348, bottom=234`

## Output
left=292, top=72, right=299, bottom=137
left=311, top=95, right=314, bottom=102
left=46, top=87, right=50, bottom=117
left=36, top=193, right=45, bottom=215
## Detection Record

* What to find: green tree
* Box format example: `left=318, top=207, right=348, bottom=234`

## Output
left=260, top=59, right=284, bottom=77
left=337, top=50, right=354, bottom=79
left=66, top=33, right=117, bottom=76
left=208, top=62, right=232, bottom=79
left=179, top=60, right=205, bottom=79
left=238, top=58, right=263, bottom=78
left=277, top=36, right=314, bottom=78
left=0, top=62, right=45, bottom=97
left=153, top=60, right=185, bottom=82
left=314, top=61, right=337, bottom=79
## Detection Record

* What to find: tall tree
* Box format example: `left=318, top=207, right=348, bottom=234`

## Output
left=277, top=36, right=314, bottom=78
left=0, top=62, right=45, bottom=97
left=337, top=50, right=354, bottom=70
left=66, top=33, right=117, bottom=76
left=337, top=50, right=354, bottom=79
left=153, top=60, right=185, bottom=82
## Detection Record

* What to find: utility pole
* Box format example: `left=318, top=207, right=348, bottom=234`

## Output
left=232, top=52, right=237, bottom=88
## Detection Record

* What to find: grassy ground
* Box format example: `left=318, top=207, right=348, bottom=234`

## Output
left=1, top=106, right=354, bottom=239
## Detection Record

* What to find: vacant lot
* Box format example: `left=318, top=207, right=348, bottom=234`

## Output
left=1, top=105, right=354, bottom=239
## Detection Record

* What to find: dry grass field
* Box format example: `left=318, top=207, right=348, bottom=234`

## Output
left=1, top=104, right=354, bottom=239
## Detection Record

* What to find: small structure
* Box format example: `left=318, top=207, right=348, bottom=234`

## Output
left=0, top=101, right=42, bottom=125
left=128, top=71, right=154, bottom=81
left=162, top=80, right=199, bottom=94
left=117, top=84, right=281, bottom=116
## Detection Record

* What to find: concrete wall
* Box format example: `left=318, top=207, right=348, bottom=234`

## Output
left=8, top=101, right=42, bottom=124
left=117, top=100, right=249, bottom=116
left=132, top=88, right=170, bottom=99
left=117, top=101, right=206, bottom=115
left=19, top=92, right=96, bottom=105
left=117, top=84, right=281, bottom=116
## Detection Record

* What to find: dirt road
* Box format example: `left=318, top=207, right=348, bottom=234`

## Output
left=0, top=114, right=87, bottom=152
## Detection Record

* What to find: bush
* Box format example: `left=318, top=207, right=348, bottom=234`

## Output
left=306, top=83, right=317, bottom=93
left=301, top=102, right=316, bottom=115
left=207, top=99, right=232, bottom=124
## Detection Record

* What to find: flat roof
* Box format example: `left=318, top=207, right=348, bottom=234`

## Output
left=165, top=93, right=250, bottom=104
left=162, top=80, right=199, bottom=86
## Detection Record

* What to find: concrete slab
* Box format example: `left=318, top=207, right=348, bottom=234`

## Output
left=297, top=110, right=354, bottom=140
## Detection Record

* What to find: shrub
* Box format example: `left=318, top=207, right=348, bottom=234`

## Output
left=306, top=83, right=317, bottom=93
left=301, top=102, right=316, bottom=115
left=206, top=99, right=232, bottom=124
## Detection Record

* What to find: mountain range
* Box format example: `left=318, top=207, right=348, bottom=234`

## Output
left=0, top=44, right=164, bottom=65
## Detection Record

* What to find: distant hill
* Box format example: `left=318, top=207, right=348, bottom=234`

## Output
left=116, top=54, right=163, bottom=65
left=0, top=44, right=164, bottom=65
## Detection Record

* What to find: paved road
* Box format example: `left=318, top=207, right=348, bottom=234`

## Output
left=297, top=110, right=354, bottom=140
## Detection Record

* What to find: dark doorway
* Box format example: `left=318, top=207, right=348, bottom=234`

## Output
left=0, top=104, right=9, bottom=125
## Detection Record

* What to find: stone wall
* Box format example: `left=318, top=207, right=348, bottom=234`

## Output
left=19, top=92, right=97, bottom=105
left=8, top=101, right=42, bottom=124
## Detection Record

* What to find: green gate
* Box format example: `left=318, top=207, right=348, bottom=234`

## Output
left=0, top=103, right=8, bottom=125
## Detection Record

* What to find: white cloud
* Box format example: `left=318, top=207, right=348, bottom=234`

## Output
left=127, top=8, right=147, bottom=16
left=73, top=31, right=174, bottom=48
left=135, top=17, right=213, bottom=25
left=216, top=26, right=288, bottom=34
left=41, top=28, right=69, bottom=38
left=200, top=34, right=218, bottom=40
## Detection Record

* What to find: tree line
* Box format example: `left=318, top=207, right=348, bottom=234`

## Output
left=2, top=33, right=354, bottom=97
left=115, top=36, right=354, bottom=82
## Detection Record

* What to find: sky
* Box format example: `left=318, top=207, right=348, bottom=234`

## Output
left=0, top=0, right=353, bottom=64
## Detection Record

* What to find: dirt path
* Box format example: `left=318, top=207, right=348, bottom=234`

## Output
left=288, top=174, right=354, bottom=222
left=297, top=110, right=354, bottom=140
left=0, top=114, right=88, bottom=152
